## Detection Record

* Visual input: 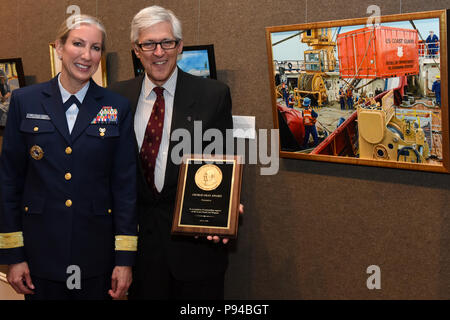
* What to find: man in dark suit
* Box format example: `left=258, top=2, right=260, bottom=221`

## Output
left=0, top=15, right=137, bottom=300
left=110, top=5, right=236, bottom=299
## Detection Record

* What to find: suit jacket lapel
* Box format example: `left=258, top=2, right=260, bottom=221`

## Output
left=70, top=79, right=104, bottom=143
left=123, top=75, right=154, bottom=197
left=128, top=75, right=144, bottom=115
left=165, top=69, right=196, bottom=187
left=170, top=69, right=196, bottom=133
left=41, top=77, right=71, bottom=144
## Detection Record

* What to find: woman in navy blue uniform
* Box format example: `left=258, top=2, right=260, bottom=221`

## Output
left=0, top=14, right=137, bottom=300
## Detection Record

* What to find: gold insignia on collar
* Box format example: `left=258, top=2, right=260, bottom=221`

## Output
left=30, top=145, right=44, bottom=160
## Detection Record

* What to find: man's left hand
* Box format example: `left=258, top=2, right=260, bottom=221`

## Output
left=206, top=204, right=244, bottom=244
left=108, top=266, right=132, bottom=299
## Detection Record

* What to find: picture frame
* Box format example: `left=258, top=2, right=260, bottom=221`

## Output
left=266, top=10, right=449, bottom=173
left=177, top=44, right=217, bottom=80
left=131, top=50, right=145, bottom=77
left=0, top=58, right=25, bottom=127
left=131, top=44, right=217, bottom=79
left=49, top=43, right=107, bottom=87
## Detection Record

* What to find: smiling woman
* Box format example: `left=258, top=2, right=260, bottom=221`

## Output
left=0, top=14, right=138, bottom=300
left=49, top=42, right=107, bottom=87
left=55, top=15, right=106, bottom=93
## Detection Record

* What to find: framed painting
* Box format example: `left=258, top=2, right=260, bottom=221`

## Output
left=49, top=43, right=107, bottom=87
left=0, top=58, right=25, bottom=127
left=266, top=10, right=448, bottom=173
left=177, top=44, right=217, bottom=79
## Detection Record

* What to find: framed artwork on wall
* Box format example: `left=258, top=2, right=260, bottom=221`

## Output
left=131, top=44, right=217, bottom=79
left=131, top=50, right=145, bottom=77
left=49, top=43, right=107, bottom=87
left=177, top=44, right=217, bottom=79
left=266, top=9, right=449, bottom=173
left=0, top=58, right=25, bottom=127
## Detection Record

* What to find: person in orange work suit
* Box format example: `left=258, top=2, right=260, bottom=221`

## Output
left=302, top=97, right=318, bottom=148
left=346, top=87, right=354, bottom=109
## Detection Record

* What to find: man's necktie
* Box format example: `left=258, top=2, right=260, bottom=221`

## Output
left=139, top=87, right=165, bottom=191
left=63, top=95, right=81, bottom=134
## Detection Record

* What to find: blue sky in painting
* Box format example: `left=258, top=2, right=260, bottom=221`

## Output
left=177, top=50, right=210, bottom=76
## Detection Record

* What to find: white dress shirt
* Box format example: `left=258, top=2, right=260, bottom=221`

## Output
left=134, top=68, right=178, bottom=192
left=57, top=75, right=89, bottom=133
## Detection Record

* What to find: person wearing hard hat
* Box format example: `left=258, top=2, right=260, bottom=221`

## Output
left=301, top=97, right=319, bottom=148
left=338, top=86, right=346, bottom=110
left=426, top=31, right=439, bottom=57
left=282, top=81, right=289, bottom=107
left=288, top=91, right=295, bottom=108
left=346, top=87, right=354, bottom=109
left=432, top=75, right=441, bottom=106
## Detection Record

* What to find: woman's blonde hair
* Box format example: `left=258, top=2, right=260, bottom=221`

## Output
left=56, top=14, right=106, bottom=51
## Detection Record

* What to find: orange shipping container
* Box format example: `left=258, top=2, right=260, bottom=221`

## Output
left=337, top=26, right=419, bottom=79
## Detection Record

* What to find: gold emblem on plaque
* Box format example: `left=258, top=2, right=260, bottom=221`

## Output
left=194, top=164, right=222, bottom=191
left=30, top=145, right=44, bottom=160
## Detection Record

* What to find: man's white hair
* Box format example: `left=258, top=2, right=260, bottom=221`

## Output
left=130, top=5, right=182, bottom=43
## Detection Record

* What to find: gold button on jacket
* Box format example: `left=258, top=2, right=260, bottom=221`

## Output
left=65, top=147, right=72, bottom=154
left=65, top=173, right=72, bottom=180
left=65, top=199, right=72, bottom=207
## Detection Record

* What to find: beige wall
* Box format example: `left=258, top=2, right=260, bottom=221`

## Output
left=0, top=280, right=24, bottom=300
left=0, top=0, right=449, bottom=299
left=0, top=266, right=23, bottom=300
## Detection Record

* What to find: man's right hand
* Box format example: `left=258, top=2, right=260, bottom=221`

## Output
left=7, top=262, right=35, bottom=295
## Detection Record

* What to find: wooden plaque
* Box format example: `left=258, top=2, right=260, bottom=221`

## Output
left=171, top=155, right=243, bottom=238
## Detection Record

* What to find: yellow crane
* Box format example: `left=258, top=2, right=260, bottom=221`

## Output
left=295, top=28, right=337, bottom=107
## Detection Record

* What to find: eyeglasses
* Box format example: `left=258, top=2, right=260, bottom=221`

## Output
left=136, top=40, right=180, bottom=51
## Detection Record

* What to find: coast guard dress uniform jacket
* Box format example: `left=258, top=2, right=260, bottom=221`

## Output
left=0, top=76, right=138, bottom=282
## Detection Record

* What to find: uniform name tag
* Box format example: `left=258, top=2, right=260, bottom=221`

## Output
left=26, top=113, right=51, bottom=120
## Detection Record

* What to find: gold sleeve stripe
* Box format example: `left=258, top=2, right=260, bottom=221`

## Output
left=115, top=235, right=138, bottom=251
left=0, top=232, right=24, bottom=249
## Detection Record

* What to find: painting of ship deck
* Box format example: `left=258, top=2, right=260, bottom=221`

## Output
left=0, top=58, right=25, bottom=127
left=266, top=10, right=449, bottom=173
